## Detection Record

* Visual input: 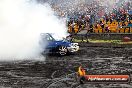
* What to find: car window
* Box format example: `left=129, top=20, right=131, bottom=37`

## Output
left=46, top=35, right=54, bottom=41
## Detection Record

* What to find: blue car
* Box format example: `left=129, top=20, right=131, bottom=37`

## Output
left=40, top=33, right=79, bottom=55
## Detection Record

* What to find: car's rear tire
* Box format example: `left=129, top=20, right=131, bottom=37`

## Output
left=58, top=46, right=68, bottom=56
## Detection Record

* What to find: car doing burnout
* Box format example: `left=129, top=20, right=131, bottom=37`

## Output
left=39, top=33, right=79, bottom=55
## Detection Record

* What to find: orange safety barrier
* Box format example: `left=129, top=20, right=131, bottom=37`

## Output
left=74, top=24, right=79, bottom=33
left=94, top=28, right=99, bottom=33
left=118, top=28, right=125, bottom=33
left=130, top=27, right=132, bottom=33
left=125, top=28, right=130, bottom=33
left=68, top=24, right=72, bottom=33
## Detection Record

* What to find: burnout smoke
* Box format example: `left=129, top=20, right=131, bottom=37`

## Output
left=0, top=0, right=67, bottom=61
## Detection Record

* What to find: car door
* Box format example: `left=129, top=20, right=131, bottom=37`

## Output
left=45, top=34, right=56, bottom=49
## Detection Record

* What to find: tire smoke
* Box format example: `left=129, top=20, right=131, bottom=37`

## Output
left=0, top=0, right=67, bottom=61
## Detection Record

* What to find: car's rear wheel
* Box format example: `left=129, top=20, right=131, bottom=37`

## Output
left=58, top=46, right=68, bottom=56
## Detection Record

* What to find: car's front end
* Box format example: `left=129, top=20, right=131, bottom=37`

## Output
left=67, top=43, right=79, bottom=53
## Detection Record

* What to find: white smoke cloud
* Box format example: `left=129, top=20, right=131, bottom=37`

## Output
left=0, top=0, right=67, bottom=61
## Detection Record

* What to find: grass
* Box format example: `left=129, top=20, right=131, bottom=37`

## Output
left=73, top=39, right=132, bottom=44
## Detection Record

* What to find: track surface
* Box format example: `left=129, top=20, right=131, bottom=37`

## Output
left=0, top=45, right=132, bottom=88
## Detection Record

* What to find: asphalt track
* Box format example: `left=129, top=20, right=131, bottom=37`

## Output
left=0, top=44, right=132, bottom=88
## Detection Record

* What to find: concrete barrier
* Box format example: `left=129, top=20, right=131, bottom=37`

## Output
left=73, top=33, right=132, bottom=40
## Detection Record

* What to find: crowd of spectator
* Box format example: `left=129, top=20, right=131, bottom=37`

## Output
left=66, top=1, right=132, bottom=34
left=38, top=0, right=132, bottom=34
